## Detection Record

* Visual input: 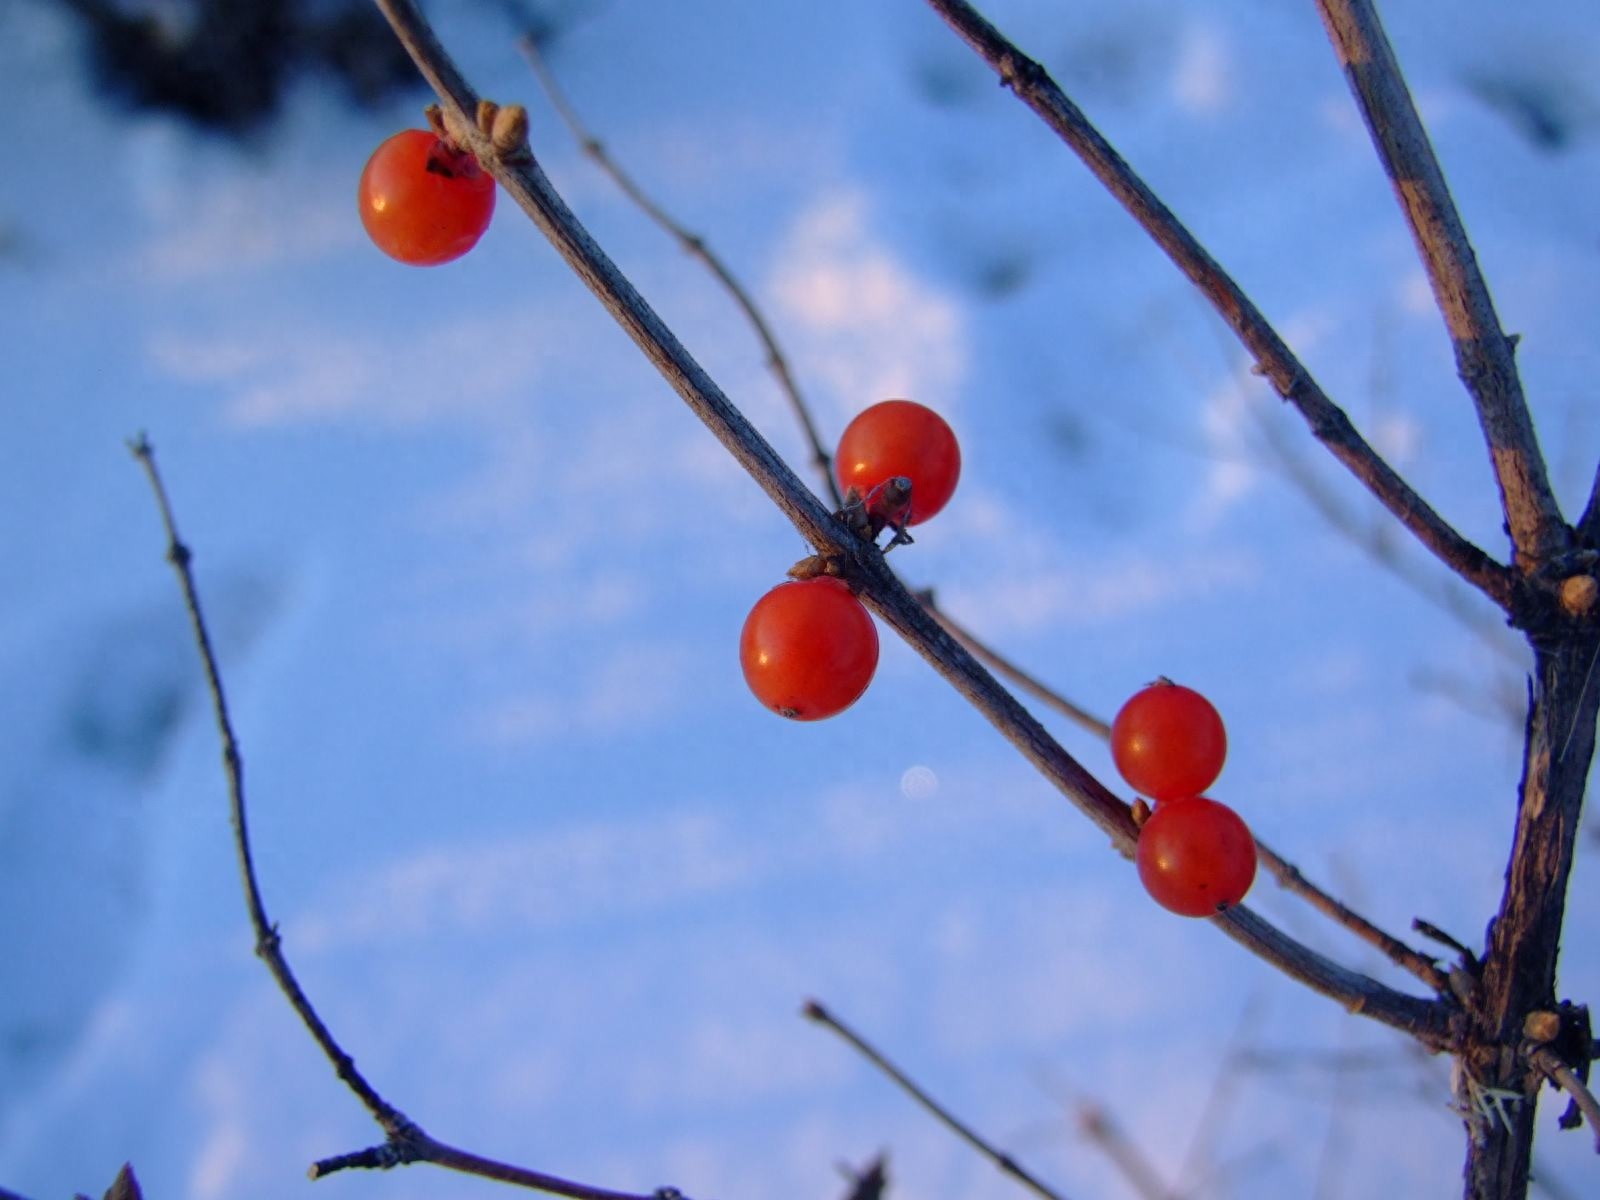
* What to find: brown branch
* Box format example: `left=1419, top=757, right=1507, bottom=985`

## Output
left=1525, top=1045, right=1600, bottom=1155
left=1312, top=0, right=1568, bottom=573
left=1579, top=461, right=1600, bottom=548
left=512, top=27, right=841, bottom=508
left=130, top=437, right=688, bottom=1200
left=803, top=1001, right=1072, bottom=1200
left=370, top=0, right=1452, bottom=1048
left=918, top=0, right=1519, bottom=614
left=1253, top=844, right=1449, bottom=993
left=927, top=589, right=1450, bottom=993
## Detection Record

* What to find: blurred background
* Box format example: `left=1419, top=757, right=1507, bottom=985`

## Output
left=3, top=1, right=1598, bottom=1197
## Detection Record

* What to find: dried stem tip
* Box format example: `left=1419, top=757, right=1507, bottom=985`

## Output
left=1559, top=574, right=1598, bottom=619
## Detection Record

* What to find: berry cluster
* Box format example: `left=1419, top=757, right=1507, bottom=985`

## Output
left=740, top=400, right=960, bottom=721
left=1112, top=681, right=1255, bottom=916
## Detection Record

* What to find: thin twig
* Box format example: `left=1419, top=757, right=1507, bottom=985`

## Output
left=369, top=0, right=1452, bottom=1047
left=1525, top=1045, right=1600, bottom=1155
left=130, top=437, right=687, bottom=1200
left=1174, top=996, right=1263, bottom=1189
left=919, top=592, right=1111, bottom=740
left=513, top=25, right=842, bottom=507
left=1074, top=1105, right=1174, bottom=1200
left=918, top=0, right=1519, bottom=615
left=1313, top=0, right=1567, bottom=572
left=1239, top=366, right=1522, bottom=667
left=803, top=1001, right=1071, bottom=1200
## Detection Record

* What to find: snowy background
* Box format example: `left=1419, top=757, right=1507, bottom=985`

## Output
left=4, top=0, right=1599, bottom=1197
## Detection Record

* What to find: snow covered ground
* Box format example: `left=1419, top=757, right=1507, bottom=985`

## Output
left=3, top=1, right=1598, bottom=1197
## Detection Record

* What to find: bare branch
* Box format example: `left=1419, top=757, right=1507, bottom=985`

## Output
left=512, top=28, right=841, bottom=507
left=369, top=0, right=1455, bottom=1045
left=928, top=591, right=1450, bottom=993
left=131, top=437, right=687, bottom=1200
left=495, top=4, right=1459, bottom=1038
left=1313, top=0, right=1567, bottom=571
left=1525, top=1045, right=1600, bottom=1155
left=804, top=1001, right=1072, bottom=1200
left=919, top=592, right=1111, bottom=741
left=1240, top=376, right=1523, bottom=666
left=918, top=0, right=1518, bottom=614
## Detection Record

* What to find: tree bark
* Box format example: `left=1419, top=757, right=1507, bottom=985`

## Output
left=1464, top=632, right=1600, bottom=1199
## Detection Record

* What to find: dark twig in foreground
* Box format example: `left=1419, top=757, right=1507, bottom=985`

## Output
left=369, top=0, right=1452, bottom=1047
left=804, top=1000, right=1071, bottom=1200
left=514, top=28, right=842, bottom=508
left=919, top=0, right=1518, bottom=615
left=1313, top=0, right=1566, bottom=571
left=131, top=437, right=686, bottom=1200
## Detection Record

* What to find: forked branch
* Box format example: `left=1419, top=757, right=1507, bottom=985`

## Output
left=919, top=0, right=1519, bottom=614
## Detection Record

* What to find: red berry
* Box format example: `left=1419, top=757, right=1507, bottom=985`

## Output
left=740, top=577, right=878, bottom=720
left=1136, top=796, right=1256, bottom=916
left=835, top=399, right=961, bottom=526
left=1111, top=680, right=1227, bottom=802
left=358, top=130, right=495, bottom=266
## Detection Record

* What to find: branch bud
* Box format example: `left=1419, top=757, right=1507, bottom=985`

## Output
left=1523, top=1010, right=1562, bottom=1044
left=491, top=104, right=532, bottom=160
left=476, top=99, right=500, bottom=137
left=1558, top=574, right=1598, bottom=619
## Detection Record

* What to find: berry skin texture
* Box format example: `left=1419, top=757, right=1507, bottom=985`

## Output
left=359, top=130, right=495, bottom=266
left=1111, top=680, right=1227, bottom=802
left=740, top=577, right=879, bottom=720
left=1136, top=796, right=1256, bottom=916
left=835, top=399, right=961, bottom=526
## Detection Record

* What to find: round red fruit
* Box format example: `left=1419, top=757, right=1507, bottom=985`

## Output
left=835, top=399, right=961, bottom=526
left=1136, top=796, right=1256, bottom=917
left=740, top=577, right=878, bottom=720
left=359, top=129, right=496, bottom=266
left=1111, top=680, right=1227, bottom=802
